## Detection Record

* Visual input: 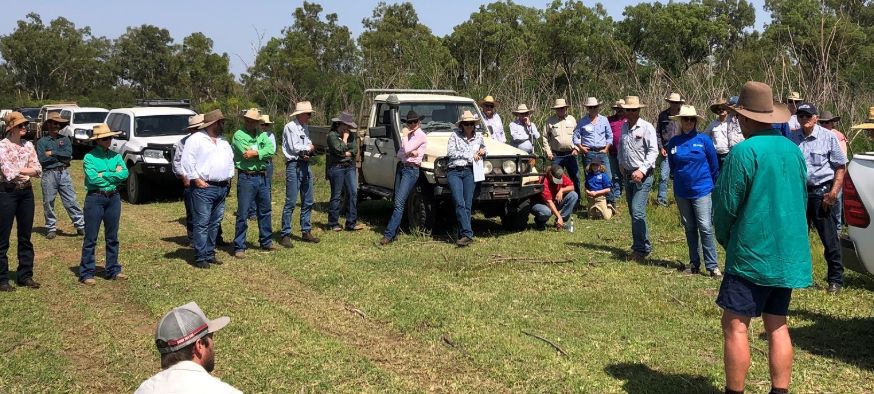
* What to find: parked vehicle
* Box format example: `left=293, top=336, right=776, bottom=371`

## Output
left=840, top=152, right=874, bottom=276
left=104, top=106, right=196, bottom=204
left=311, top=89, right=543, bottom=232
left=29, top=103, right=79, bottom=140
left=18, top=107, right=40, bottom=139
left=58, top=107, right=109, bottom=156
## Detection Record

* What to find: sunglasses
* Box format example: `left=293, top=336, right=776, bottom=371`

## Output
left=482, top=104, right=494, bottom=109
left=405, top=120, right=419, bottom=125
left=626, top=109, right=640, bottom=113
left=680, top=117, right=697, bottom=122
left=460, top=122, right=476, bottom=127
left=96, top=137, right=111, bottom=142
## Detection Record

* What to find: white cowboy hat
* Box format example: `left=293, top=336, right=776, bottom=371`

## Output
left=583, top=97, right=601, bottom=107
left=851, top=107, right=874, bottom=130
left=243, top=108, right=261, bottom=122
left=479, top=95, right=498, bottom=106
left=260, top=115, right=273, bottom=125
left=291, top=101, right=315, bottom=116
left=669, top=105, right=705, bottom=121
left=551, top=98, right=570, bottom=109
left=664, top=92, right=685, bottom=103
left=786, top=91, right=803, bottom=102
left=620, top=96, right=648, bottom=109
left=187, top=114, right=204, bottom=130
left=511, top=104, right=534, bottom=115
left=612, top=99, right=625, bottom=109
left=456, top=110, right=479, bottom=126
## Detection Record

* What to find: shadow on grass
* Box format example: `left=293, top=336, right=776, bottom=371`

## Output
left=67, top=265, right=106, bottom=278
left=843, top=273, right=874, bottom=292
left=605, top=362, right=721, bottom=393
left=567, top=241, right=682, bottom=269
left=162, top=248, right=196, bottom=262
left=161, top=235, right=191, bottom=247
left=790, top=309, right=874, bottom=371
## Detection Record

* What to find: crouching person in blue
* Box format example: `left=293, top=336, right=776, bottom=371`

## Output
left=79, top=124, right=128, bottom=286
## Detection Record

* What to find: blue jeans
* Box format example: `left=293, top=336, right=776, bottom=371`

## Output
left=247, top=160, right=273, bottom=218
left=383, top=166, right=419, bottom=240
left=583, top=151, right=613, bottom=204
left=657, top=156, right=670, bottom=204
left=608, top=154, right=623, bottom=202
left=0, top=188, right=35, bottom=283
left=41, top=168, right=84, bottom=232
left=553, top=153, right=581, bottom=202
left=676, top=194, right=718, bottom=271
left=79, top=192, right=121, bottom=280
left=327, top=164, right=358, bottom=229
left=447, top=167, right=475, bottom=239
left=281, top=160, right=314, bottom=236
left=625, top=174, right=654, bottom=255
left=191, top=184, right=228, bottom=263
left=532, top=191, right=579, bottom=227
left=833, top=192, right=843, bottom=235
left=234, top=173, right=273, bottom=252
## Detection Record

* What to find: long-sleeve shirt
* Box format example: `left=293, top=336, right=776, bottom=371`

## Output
left=398, top=127, right=427, bottom=165
left=0, top=139, right=42, bottom=185
left=83, top=145, right=128, bottom=192
left=181, top=131, right=234, bottom=182
left=326, top=130, right=358, bottom=167
left=573, top=114, right=613, bottom=149
left=172, top=133, right=195, bottom=178
left=618, top=118, right=658, bottom=174
left=542, top=114, right=577, bottom=156
left=484, top=113, right=506, bottom=143
left=709, top=114, right=744, bottom=155
left=788, top=125, right=848, bottom=186
left=231, top=129, right=275, bottom=171
left=608, top=115, right=626, bottom=156
left=508, top=120, right=539, bottom=154
left=36, top=134, right=73, bottom=169
left=713, top=129, right=812, bottom=288
left=281, top=119, right=312, bottom=161
left=447, top=129, right=486, bottom=168
left=656, top=109, right=679, bottom=150
left=666, top=131, right=719, bottom=199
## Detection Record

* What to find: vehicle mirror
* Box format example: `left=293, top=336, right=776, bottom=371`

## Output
left=369, top=126, right=388, bottom=139
left=115, top=130, right=129, bottom=140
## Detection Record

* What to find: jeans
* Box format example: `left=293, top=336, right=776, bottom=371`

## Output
left=553, top=153, right=581, bottom=202
left=608, top=154, right=623, bottom=202
left=234, top=173, right=273, bottom=252
left=626, top=174, right=654, bottom=255
left=327, top=164, right=358, bottom=229
left=447, top=167, right=476, bottom=239
left=247, top=160, right=273, bottom=218
left=383, top=166, right=419, bottom=240
left=583, top=151, right=613, bottom=204
left=191, top=184, right=228, bottom=263
left=41, top=168, right=84, bottom=232
left=79, top=192, right=121, bottom=280
left=833, top=192, right=843, bottom=235
left=676, top=194, right=718, bottom=272
left=532, top=191, right=579, bottom=227
left=183, top=186, right=194, bottom=242
left=281, top=160, right=314, bottom=236
left=807, top=188, right=843, bottom=285
left=0, top=188, right=35, bottom=284
left=657, top=155, right=670, bottom=204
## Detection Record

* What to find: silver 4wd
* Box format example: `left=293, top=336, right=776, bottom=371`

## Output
left=313, top=89, right=543, bottom=232
left=104, top=106, right=196, bottom=204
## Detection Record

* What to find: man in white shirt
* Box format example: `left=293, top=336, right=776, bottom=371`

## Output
left=173, top=114, right=203, bottom=245
left=135, top=302, right=240, bottom=394
left=479, top=95, right=506, bottom=143
left=181, top=109, right=235, bottom=269
left=280, top=101, right=320, bottom=247
left=508, top=104, right=540, bottom=154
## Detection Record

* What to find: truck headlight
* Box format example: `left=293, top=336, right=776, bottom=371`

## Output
left=483, top=160, right=493, bottom=174
left=74, top=128, right=90, bottom=140
left=143, top=149, right=166, bottom=163
left=502, top=159, right=517, bottom=174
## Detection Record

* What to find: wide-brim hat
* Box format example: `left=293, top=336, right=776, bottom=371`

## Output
left=786, top=91, right=803, bottom=102
left=612, top=99, right=625, bottom=109
left=665, top=92, right=685, bottom=103
left=291, top=101, right=315, bottom=116
left=818, top=111, right=840, bottom=123
left=260, top=115, right=273, bottom=125
left=511, top=104, right=534, bottom=115
left=479, top=95, right=498, bottom=106
left=851, top=107, right=874, bottom=130
left=709, top=99, right=728, bottom=114
left=4, top=111, right=28, bottom=131
left=621, top=96, right=647, bottom=109
left=331, top=111, right=358, bottom=129
left=400, top=110, right=424, bottom=122
left=89, top=123, right=120, bottom=140
left=186, top=114, right=204, bottom=130
left=243, top=108, right=262, bottom=122
left=456, top=110, right=479, bottom=126
left=199, top=109, right=225, bottom=130
left=669, top=105, right=705, bottom=121
left=551, top=98, right=570, bottom=109
left=583, top=97, right=601, bottom=107
left=727, top=81, right=791, bottom=124
left=46, top=113, right=70, bottom=125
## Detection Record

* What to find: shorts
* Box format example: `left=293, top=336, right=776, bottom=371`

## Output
left=716, top=273, right=793, bottom=317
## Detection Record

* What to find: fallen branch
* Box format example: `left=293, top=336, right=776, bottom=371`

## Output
left=522, top=330, right=568, bottom=356
left=441, top=334, right=456, bottom=348
left=343, top=306, right=366, bottom=319
left=667, top=294, right=686, bottom=307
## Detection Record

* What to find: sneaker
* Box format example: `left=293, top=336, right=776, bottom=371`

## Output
left=301, top=232, right=320, bottom=243
left=234, top=250, right=246, bottom=259
left=330, top=226, right=343, bottom=232
left=709, top=268, right=723, bottom=278
left=192, top=261, right=211, bottom=269
left=46, top=231, right=56, bottom=240
left=279, top=236, right=294, bottom=248
left=17, top=278, right=41, bottom=288
left=379, top=237, right=393, bottom=246
left=108, top=273, right=129, bottom=281
left=346, top=223, right=366, bottom=231
left=76, top=228, right=85, bottom=236
left=80, top=278, right=97, bottom=286
left=0, top=282, right=15, bottom=292
left=456, top=236, right=473, bottom=247
left=827, top=282, right=842, bottom=294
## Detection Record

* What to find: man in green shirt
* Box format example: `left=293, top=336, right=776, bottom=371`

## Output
left=231, top=108, right=277, bottom=258
left=713, top=81, right=812, bottom=394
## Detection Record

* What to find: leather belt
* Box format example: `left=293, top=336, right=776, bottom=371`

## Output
left=206, top=180, right=230, bottom=187
left=807, top=181, right=833, bottom=192
left=88, top=189, right=118, bottom=197
left=44, top=166, right=67, bottom=172
left=239, top=170, right=266, bottom=176
left=0, top=182, right=32, bottom=192
left=401, top=162, right=420, bottom=168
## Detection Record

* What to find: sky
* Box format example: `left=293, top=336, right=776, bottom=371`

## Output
left=2, top=0, right=770, bottom=78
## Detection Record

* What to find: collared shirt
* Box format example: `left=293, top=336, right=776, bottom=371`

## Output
left=398, top=127, right=427, bottom=165
left=36, top=134, right=73, bottom=169
left=788, top=114, right=800, bottom=131
left=83, top=145, right=128, bottom=192
left=666, top=131, right=719, bottom=199
left=608, top=114, right=626, bottom=155
left=326, top=130, right=358, bottom=167
left=572, top=114, right=612, bottom=149
left=707, top=115, right=743, bottom=155
left=282, top=119, right=312, bottom=161
left=508, top=120, right=540, bottom=154
left=618, top=118, right=658, bottom=174
left=656, top=108, right=679, bottom=149
left=134, top=361, right=242, bottom=394
left=714, top=129, right=812, bottom=288
left=483, top=113, right=506, bottom=143
left=181, top=131, right=234, bottom=182
left=542, top=114, right=577, bottom=156
left=829, top=128, right=848, bottom=155
left=788, top=125, right=848, bottom=186
left=585, top=171, right=612, bottom=192
left=231, top=129, right=275, bottom=171
left=535, top=174, right=573, bottom=204
left=0, top=139, right=42, bottom=185
left=447, top=129, right=486, bottom=168
left=172, top=133, right=195, bottom=177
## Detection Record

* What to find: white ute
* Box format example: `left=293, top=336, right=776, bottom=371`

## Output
left=841, top=152, right=874, bottom=275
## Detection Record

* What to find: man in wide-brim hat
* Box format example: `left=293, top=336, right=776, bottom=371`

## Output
left=36, top=112, right=84, bottom=239
left=573, top=96, right=615, bottom=207
left=655, top=92, right=683, bottom=206
left=702, top=98, right=736, bottom=169
left=714, top=81, right=811, bottom=394
left=543, top=98, right=579, bottom=201
left=606, top=99, right=627, bottom=203
left=479, top=95, right=506, bottom=143
left=172, top=113, right=204, bottom=245
left=617, top=95, right=658, bottom=263
left=280, top=101, right=320, bottom=247
left=508, top=104, right=540, bottom=154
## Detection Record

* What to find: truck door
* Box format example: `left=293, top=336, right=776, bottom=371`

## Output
left=362, top=103, right=399, bottom=189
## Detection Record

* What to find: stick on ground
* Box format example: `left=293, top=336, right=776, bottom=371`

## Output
left=522, top=330, right=568, bottom=356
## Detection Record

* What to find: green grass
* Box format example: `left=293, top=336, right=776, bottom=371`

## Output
left=1, top=159, right=872, bottom=393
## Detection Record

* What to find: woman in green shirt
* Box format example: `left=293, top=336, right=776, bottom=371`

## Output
left=326, top=112, right=363, bottom=232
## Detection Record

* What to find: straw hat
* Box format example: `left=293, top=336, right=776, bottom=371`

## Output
left=621, top=96, right=647, bottom=109
left=479, top=95, right=498, bottom=106
left=243, top=108, right=262, bottom=122
left=818, top=110, right=840, bottom=123
left=46, top=113, right=70, bottom=125
left=260, top=115, right=273, bottom=125
left=669, top=105, right=705, bottom=121
left=199, top=109, right=225, bottom=130
left=551, top=98, right=570, bottom=109
left=187, top=114, right=204, bottom=130
left=89, top=123, right=120, bottom=140
left=511, top=104, right=534, bottom=115
left=664, top=92, right=685, bottom=103
left=291, top=101, right=315, bottom=116
left=786, top=91, right=803, bottom=102
left=456, top=110, right=478, bottom=126
left=727, top=81, right=790, bottom=124
left=709, top=99, right=728, bottom=114
left=331, top=111, right=358, bottom=129
left=4, top=111, right=28, bottom=131
left=851, top=107, right=874, bottom=130
left=582, top=97, right=601, bottom=107
left=612, top=99, right=625, bottom=109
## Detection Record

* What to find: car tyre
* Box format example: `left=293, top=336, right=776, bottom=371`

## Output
left=125, top=169, right=149, bottom=204
left=405, top=184, right=435, bottom=234
left=501, top=199, right=530, bottom=231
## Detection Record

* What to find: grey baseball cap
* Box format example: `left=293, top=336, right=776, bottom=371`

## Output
left=155, top=302, right=230, bottom=354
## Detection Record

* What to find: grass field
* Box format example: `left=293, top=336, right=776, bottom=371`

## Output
left=0, top=158, right=872, bottom=393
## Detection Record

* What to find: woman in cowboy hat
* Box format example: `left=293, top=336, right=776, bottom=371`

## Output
left=380, top=110, right=427, bottom=245
left=247, top=113, right=278, bottom=221
left=0, top=112, right=42, bottom=291
left=508, top=104, right=540, bottom=154
left=479, top=96, right=506, bottom=143
left=326, top=112, right=365, bottom=232
left=446, top=110, right=487, bottom=246
left=665, top=105, right=721, bottom=278
left=78, top=123, right=129, bottom=286
left=36, top=113, right=85, bottom=239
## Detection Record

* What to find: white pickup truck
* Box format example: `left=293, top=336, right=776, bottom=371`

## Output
left=841, top=153, right=874, bottom=275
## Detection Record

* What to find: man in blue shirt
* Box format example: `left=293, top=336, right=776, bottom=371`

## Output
left=573, top=97, right=614, bottom=205
left=35, top=114, right=84, bottom=239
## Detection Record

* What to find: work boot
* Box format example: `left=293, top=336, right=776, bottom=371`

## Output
left=301, top=232, right=320, bottom=243
left=456, top=236, right=473, bottom=247
left=379, top=237, right=393, bottom=246
left=46, top=231, right=56, bottom=240
left=280, top=236, right=294, bottom=248
left=17, top=278, right=41, bottom=288
left=80, top=278, right=97, bottom=286
left=109, top=273, right=128, bottom=281
left=0, top=282, right=15, bottom=292
left=234, top=250, right=246, bottom=259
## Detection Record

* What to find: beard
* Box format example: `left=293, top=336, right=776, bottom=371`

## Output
left=202, top=350, right=216, bottom=373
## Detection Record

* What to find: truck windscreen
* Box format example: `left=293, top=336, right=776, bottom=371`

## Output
left=135, top=115, right=191, bottom=137
left=398, top=103, right=483, bottom=133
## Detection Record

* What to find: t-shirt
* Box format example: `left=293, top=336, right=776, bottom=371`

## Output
left=585, top=172, right=612, bottom=192
left=536, top=174, right=573, bottom=204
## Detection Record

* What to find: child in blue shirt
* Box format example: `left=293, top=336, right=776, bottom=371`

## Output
left=585, top=160, right=615, bottom=219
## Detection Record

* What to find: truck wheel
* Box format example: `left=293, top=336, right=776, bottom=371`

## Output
left=125, top=170, right=150, bottom=204
left=501, top=199, right=531, bottom=231
left=405, top=184, right=435, bottom=233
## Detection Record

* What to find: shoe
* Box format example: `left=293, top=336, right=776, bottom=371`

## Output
left=657, top=200, right=669, bottom=207
left=210, top=257, right=224, bottom=265
left=709, top=268, right=723, bottom=278
left=346, top=223, right=366, bottom=231
left=628, top=251, right=647, bottom=263
left=108, top=273, right=128, bottom=281
left=234, top=250, right=246, bottom=259
left=279, top=236, right=294, bottom=248
left=330, top=226, right=343, bottom=232
left=456, top=236, right=473, bottom=247
left=681, top=265, right=701, bottom=275
left=301, top=232, right=320, bottom=243
left=192, top=261, right=211, bottom=269
left=0, top=282, right=15, bottom=292
left=216, top=238, right=229, bottom=247
left=80, top=278, right=97, bottom=286
left=379, top=237, right=393, bottom=246
left=46, top=231, right=56, bottom=240
left=76, top=228, right=85, bottom=236
left=827, top=282, right=842, bottom=294
left=17, top=278, right=41, bottom=288
left=261, top=244, right=280, bottom=251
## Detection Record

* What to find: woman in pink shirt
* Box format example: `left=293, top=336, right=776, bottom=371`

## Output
left=380, top=110, right=427, bottom=245
left=607, top=100, right=626, bottom=202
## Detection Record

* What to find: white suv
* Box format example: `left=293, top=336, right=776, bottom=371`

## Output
left=58, top=107, right=109, bottom=155
left=841, top=152, right=874, bottom=276
left=104, top=106, right=196, bottom=204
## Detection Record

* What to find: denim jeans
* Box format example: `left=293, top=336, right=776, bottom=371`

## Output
left=191, top=184, right=228, bottom=263
left=657, top=155, right=670, bottom=204
left=532, top=191, right=579, bottom=227
left=384, top=166, right=419, bottom=240
left=183, top=186, right=194, bottom=243
left=833, top=192, right=843, bottom=235
left=807, top=187, right=843, bottom=285
left=281, top=160, right=314, bottom=236
left=41, top=168, right=84, bottom=232
left=676, top=194, right=718, bottom=272
left=447, top=167, right=476, bottom=239
left=234, top=172, right=273, bottom=252
left=583, top=151, right=613, bottom=204
left=553, top=153, right=581, bottom=202
left=247, top=160, right=274, bottom=218
left=79, top=192, right=121, bottom=280
left=0, top=188, right=35, bottom=284
left=608, top=154, right=623, bottom=202
left=327, top=164, right=358, bottom=229
left=625, top=174, right=654, bottom=255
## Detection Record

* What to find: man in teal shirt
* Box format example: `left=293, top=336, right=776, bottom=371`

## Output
left=231, top=108, right=276, bottom=258
left=713, top=81, right=812, bottom=394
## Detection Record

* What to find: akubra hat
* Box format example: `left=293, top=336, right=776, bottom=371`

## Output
left=786, top=91, right=803, bottom=102
left=621, top=96, right=647, bottom=109
left=199, top=109, right=225, bottom=130
left=331, top=111, right=358, bottom=129
left=551, top=98, right=570, bottom=109
left=709, top=98, right=728, bottom=114
left=818, top=110, right=840, bottom=123
left=669, top=105, right=705, bottom=121
left=400, top=110, right=424, bottom=123
left=89, top=123, right=120, bottom=140
left=243, top=108, right=262, bottom=122
left=46, top=113, right=70, bottom=125
left=582, top=97, right=601, bottom=107
left=664, top=92, right=685, bottom=103
left=291, top=101, right=315, bottom=116
left=187, top=114, right=204, bottom=130
left=456, top=110, right=478, bottom=126
left=479, top=95, right=498, bottom=106
left=851, top=107, right=874, bottom=130
left=727, top=81, right=791, bottom=124
left=511, top=104, right=534, bottom=115
left=260, top=115, right=274, bottom=125
left=4, top=111, right=28, bottom=131
left=612, top=99, right=625, bottom=109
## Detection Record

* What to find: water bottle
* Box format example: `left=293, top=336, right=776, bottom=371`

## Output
left=566, top=218, right=575, bottom=233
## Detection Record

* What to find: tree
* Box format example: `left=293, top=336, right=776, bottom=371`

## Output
left=176, top=32, right=235, bottom=102
left=112, top=24, right=178, bottom=97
